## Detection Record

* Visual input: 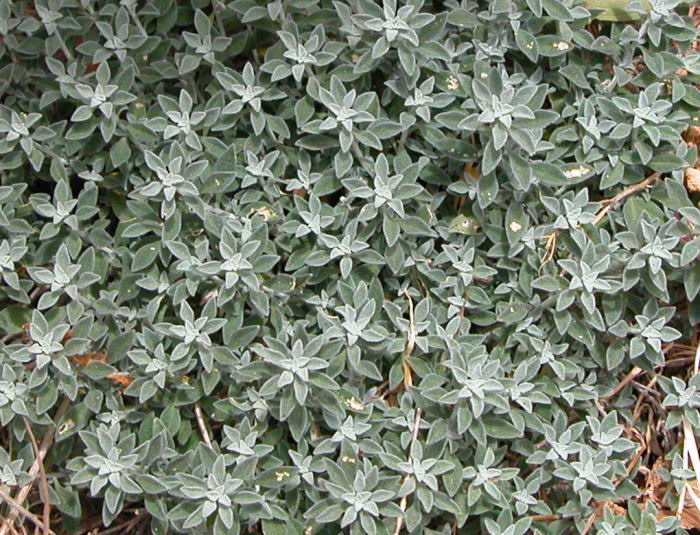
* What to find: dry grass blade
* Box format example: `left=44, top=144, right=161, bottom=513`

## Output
left=678, top=341, right=700, bottom=521
left=539, top=230, right=559, bottom=267
left=401, top=289, right=416, bottom=388
left=0, top=488, right=53, bottom=535
left=392, top=408, right=422, bottom=535
left=95, top=510, right=146, bottom=535
left=0, top=398, right=70, bottom=535
left=21, top=419, right=50, bottom=535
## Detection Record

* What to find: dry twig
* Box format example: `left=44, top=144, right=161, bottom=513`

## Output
left=21, top=419, right=50, bottom=535
left=530, top=514, right=561, bottom=522
left=602, top=366, right=644, bottom=401
left=591, top=172, right=661, bottom=225
left=393, top=408, right=422, bottom=535
left=540, top=172, right=661, bottom=267
left=401, top=289, right=417, bottom=388
left=0, top=488, right=53, bottom=535
left=677, top=341, right=700, bottom=521
left=96, top=510, right=147, bottom=535
left=0, top=399, right=70, bottom=535
left=194, top=403, right=213, bottom=448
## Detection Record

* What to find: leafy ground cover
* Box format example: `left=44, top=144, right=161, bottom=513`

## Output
left=1, top=0, right=700, bottom=534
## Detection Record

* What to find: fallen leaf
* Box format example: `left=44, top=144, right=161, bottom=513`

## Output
left=61, top=329, right=73, bottom=345
left=70, top=350, right=107, bottom=366
left=596, top=499, right=626, bottom=516
left=107, top=373, right=134, bottom=388
left=656, top=481, right=700, bottom=529
left=641, top=456, right=668, bottom=507
left=683, top=126, right=700, bottom=146
left=685, top=167, right=700, bottom=193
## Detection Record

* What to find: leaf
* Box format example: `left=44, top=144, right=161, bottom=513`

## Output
left=649, top=153, right=686, bottom=173
left=448, top=214, right=480, bottom=235
left=131, top=243, right=160, bottom=271
left=108, top=332, right=134, bottom=359
left=515, top=30, right=539, bottom=63
left=583, top=0, right=649, bottom=21
left=109, top=137, right=131, bottom=168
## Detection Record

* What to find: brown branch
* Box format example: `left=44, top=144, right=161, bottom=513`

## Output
left=530, top=514, right=561, bottom=522
left=194, top=403, right=213, bottom=448
left=28, top=285, right=49, bottom=303
left=0, top=399, right=70, bottom=535
left=21, top=419, right=50, bottom=535
left=592, top=172, right=661, bottom=226
left=542, top=172, right=661, bottom=267
left=601, top=366, right=644, bottom=402
left=95, top=510, right=147, bottom=535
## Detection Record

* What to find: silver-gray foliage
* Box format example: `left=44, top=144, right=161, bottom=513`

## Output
left=0, top=0, right=698, bottom=534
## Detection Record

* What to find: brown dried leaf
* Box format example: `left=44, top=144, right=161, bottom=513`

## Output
left=61, top=329, right=73, bottom=345
left=70, top=350, right=107, bottom=366
left=641, top=456, right=669, bottom=507
left=685, top=167, right=700, bottom=193
left=683, top=126, right=700, bottom=146
left=596, top=500, right=626, bottom=516
left=681, top=481, right=700, bottom=529
left=107, top=373, right=134, bottom=388
left=656, top=481, right=700, bottom=529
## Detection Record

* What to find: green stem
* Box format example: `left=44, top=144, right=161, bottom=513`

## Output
left=128, top=7, right=147, bottom=36
left=54, top=31, right=73, bottom=61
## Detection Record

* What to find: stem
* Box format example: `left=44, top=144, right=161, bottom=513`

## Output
left=128, top=7, right=147, bottom=36
left=212, top=0, right=226, bottom=36
left=351, top=140, right=372, bottom=167
left=398, top=123, right=412, bottom=152
left=54, top=31, right=73, bottom=61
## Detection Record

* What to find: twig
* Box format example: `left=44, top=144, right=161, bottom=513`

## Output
left=2, top=331, right=25, bottom=345
left=29, top=285, right=49, bottom=303
left=393, top=408, right=422, bottom=535
left=0, top=488, right=53, bottom=535
left=194, top=403, right=213, bottom=448
left=542, top=172, right=661, bottom=267
left=631, top=381, right=661, bottom=398
left=530, top=514, right=561, bottom=522
left=540, top=231, right=559, bottom=267
left=0, top=399, right=70, bottom=535
left=677, top=340, right=700, bottom=521
left=602, top=366, right=644, bottom=401
left=401, top=289, right=417, bottom=388
left=96, top=510, right=146, bottom=535
left=664, top=357, right=697, bottom=368
left=591, top=172, right=661, bottom=225
left=21, top=419, right=50, bottom=535
left=0, top=516, right=19, bottom=535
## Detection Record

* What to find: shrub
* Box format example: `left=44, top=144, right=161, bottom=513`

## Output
left=0, top=0, right=699, bottom=534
